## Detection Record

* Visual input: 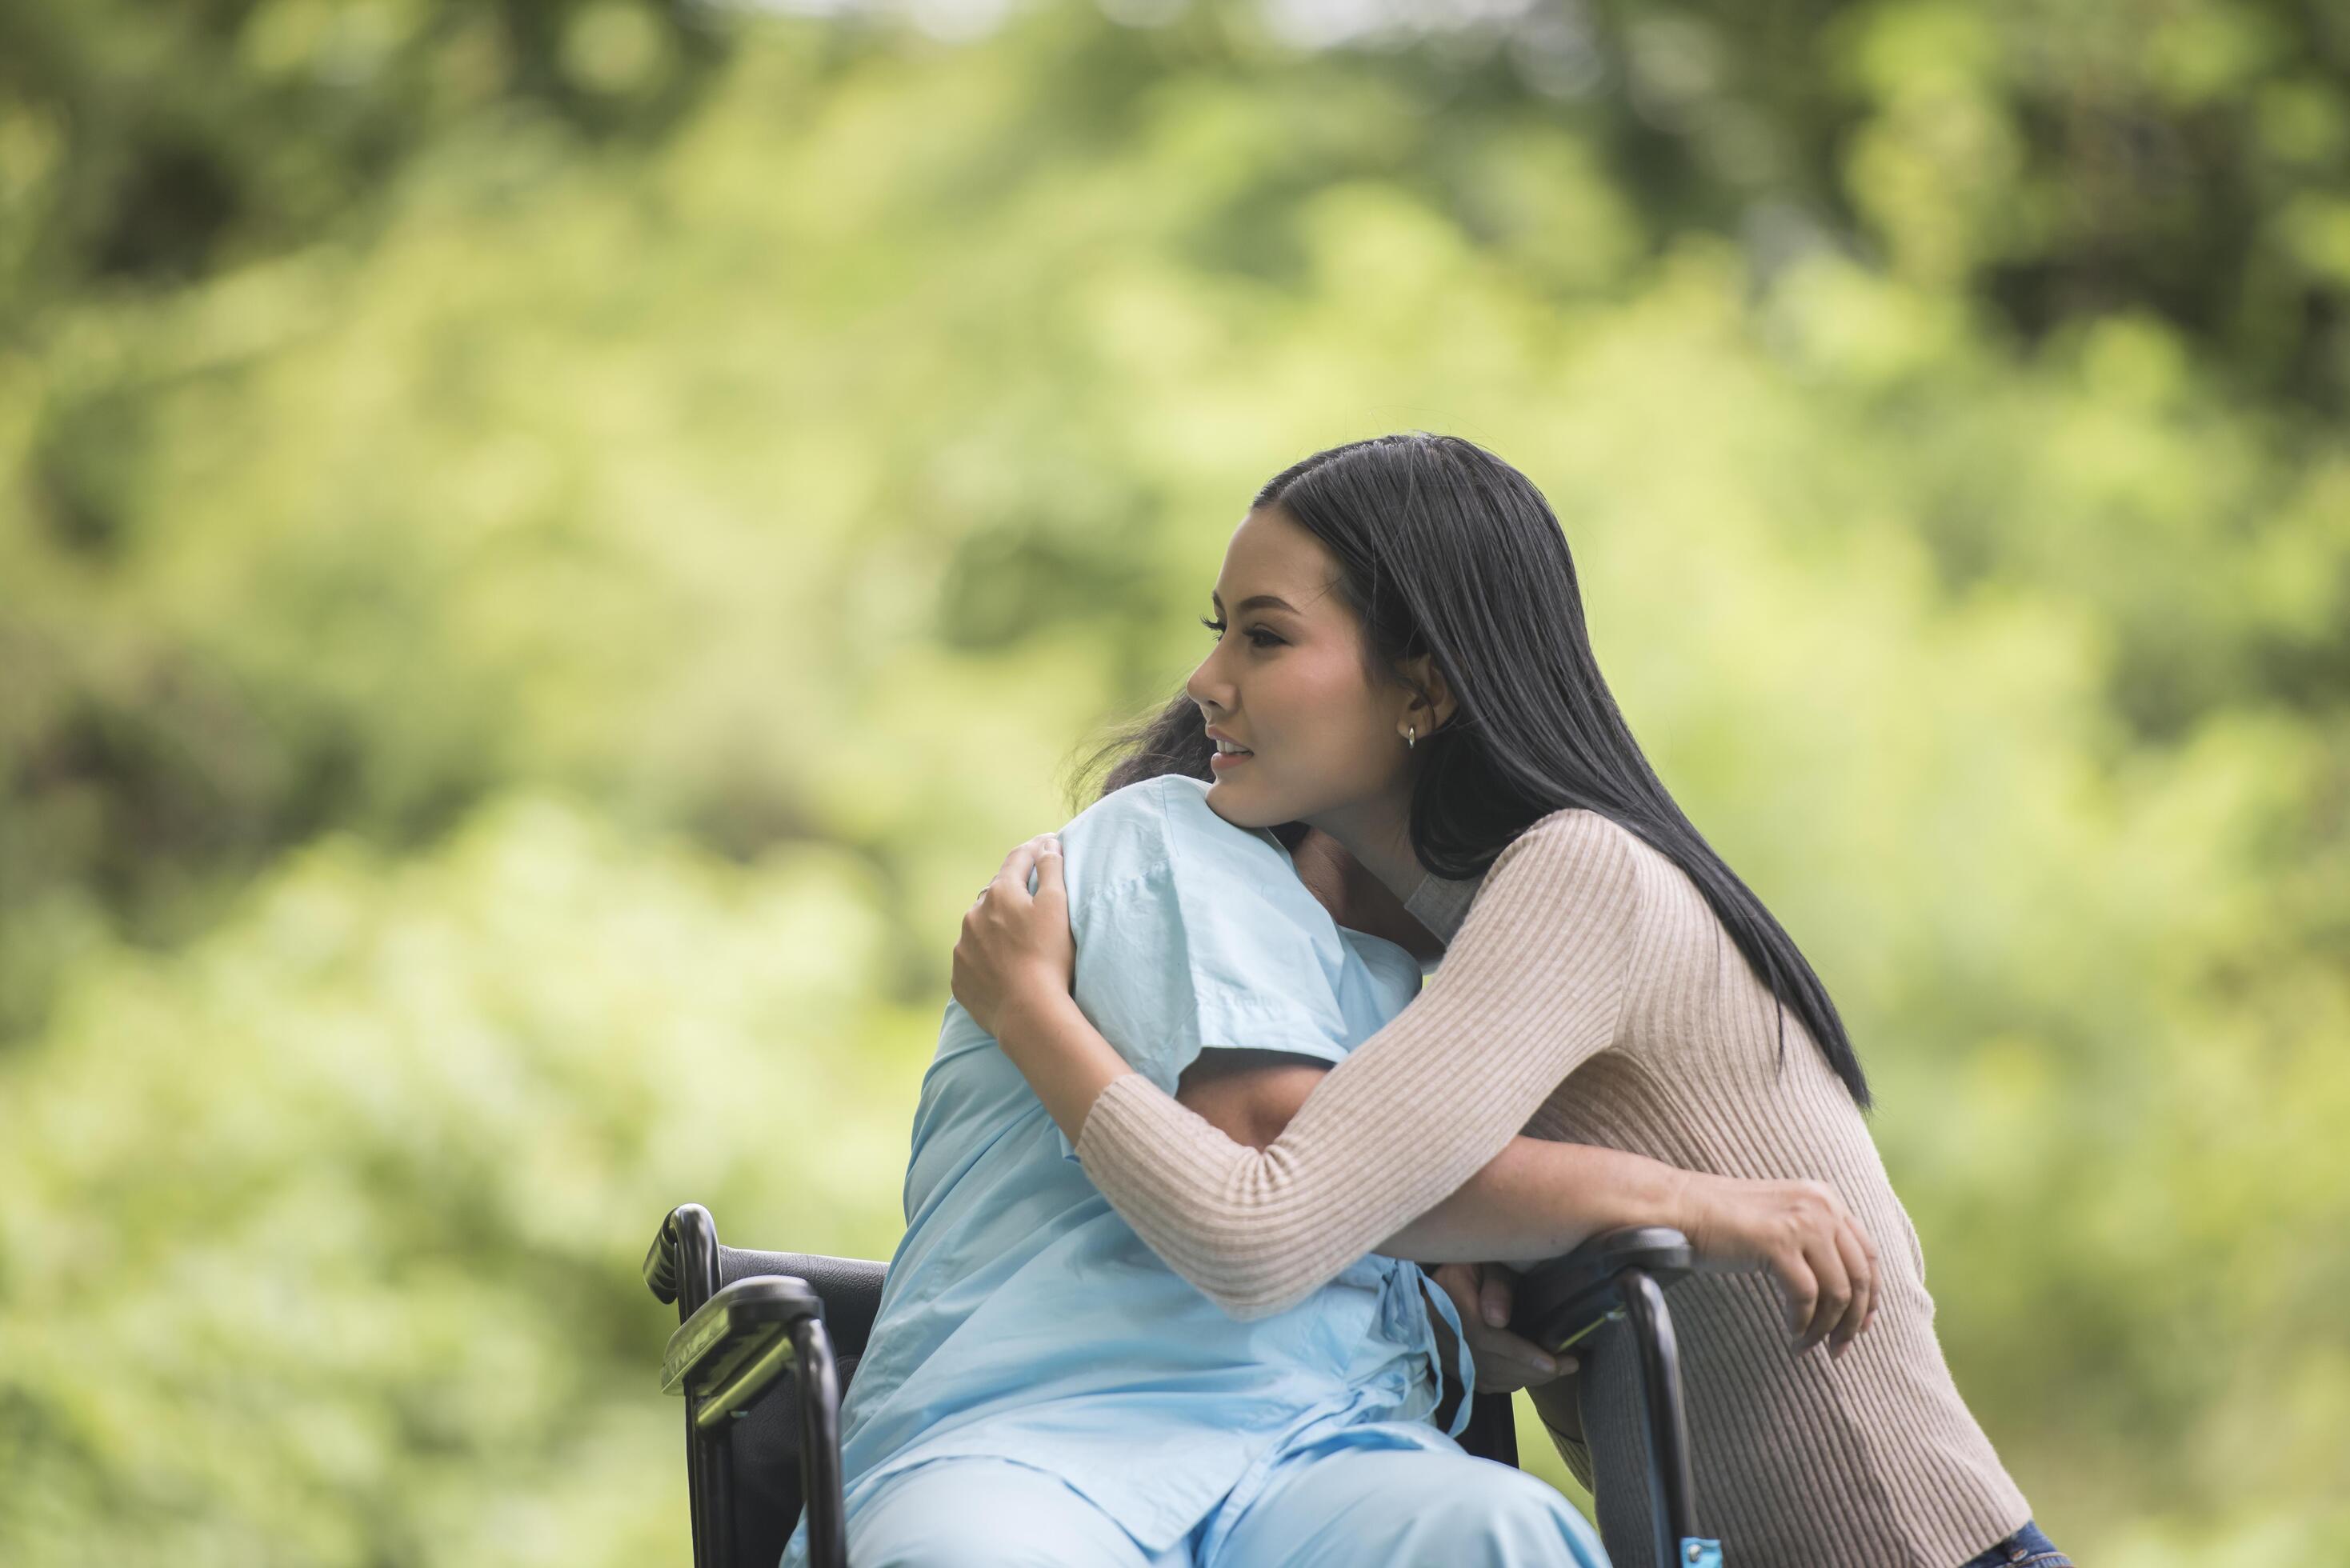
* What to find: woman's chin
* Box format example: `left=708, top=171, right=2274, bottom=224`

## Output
left=1203, top=777, right=1286, bottom=830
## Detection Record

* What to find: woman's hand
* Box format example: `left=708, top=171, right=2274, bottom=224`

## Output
left=1460, top=1172, right=1880, bottom=1372
left=1675, top=1172, right=1880, bottom=1358
left=1427, top=1261, right=1578, bottom=1394
left=951, top=834, right=1074, bottom=1040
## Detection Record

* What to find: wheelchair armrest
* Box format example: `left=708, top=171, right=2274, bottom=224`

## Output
left=662, top=1275, right=827, bottom=1426
left=1509, top=1225, right=1695, bottom=1356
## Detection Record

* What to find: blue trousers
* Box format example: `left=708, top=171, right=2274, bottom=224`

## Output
left=841, top=1422, right=1608, bottom=1567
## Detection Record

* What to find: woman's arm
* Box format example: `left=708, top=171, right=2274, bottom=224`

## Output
left=959, top=818, right=1877, bottom=1346
left=1177, top=1051, right=1666, bottom=1394
left=959, top=811, right=1649, bottom=1317
left=1171, top=1049, right=1691, bottom=1262
left=1023, top=980, right=1876, bottom=1338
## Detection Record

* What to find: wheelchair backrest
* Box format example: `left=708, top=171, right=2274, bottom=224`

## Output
left=703, top=1247, right=886, bottom=1568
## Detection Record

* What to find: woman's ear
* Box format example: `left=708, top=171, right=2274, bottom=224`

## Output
left=1399, top=654, right=1457, bottom=734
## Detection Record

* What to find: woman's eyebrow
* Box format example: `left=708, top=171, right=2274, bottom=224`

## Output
left=1210, top=591, right=1299, bottom=614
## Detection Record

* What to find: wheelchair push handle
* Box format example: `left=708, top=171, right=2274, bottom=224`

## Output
left=646, top=1202, right=718, bottom=1306
left=1509, top=1224, right=1695, bottom=1355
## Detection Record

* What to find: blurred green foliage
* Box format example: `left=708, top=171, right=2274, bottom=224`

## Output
left=2, top=0, right=2346, bottom=1562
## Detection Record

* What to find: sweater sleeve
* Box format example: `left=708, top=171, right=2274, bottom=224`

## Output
left=1071, top=809, right=1649, bottom=1320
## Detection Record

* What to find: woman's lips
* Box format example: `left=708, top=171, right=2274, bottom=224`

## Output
left=1209, top=749, right=1252, bottom=771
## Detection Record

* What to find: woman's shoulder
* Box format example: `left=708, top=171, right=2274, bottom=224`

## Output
left=1481, top=807, right=1667, bottom=921
left=1497, top=806, right=1655, bottom=871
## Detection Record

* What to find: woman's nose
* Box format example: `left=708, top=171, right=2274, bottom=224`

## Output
left=1184, top=654, right=1231, bottom=714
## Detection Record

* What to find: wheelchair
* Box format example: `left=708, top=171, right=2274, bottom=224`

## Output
left=647, top=1203, right=1713, bottom=1568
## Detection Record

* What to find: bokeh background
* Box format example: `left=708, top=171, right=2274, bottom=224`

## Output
left=3, top=0, right=2347, bottom=1562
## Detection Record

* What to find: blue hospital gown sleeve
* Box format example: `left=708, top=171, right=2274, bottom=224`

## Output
left=1046, top=777, right=1392, bottom=1159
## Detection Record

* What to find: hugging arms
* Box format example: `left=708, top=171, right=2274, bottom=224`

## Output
left=959, top=827, right=1879, bottom=1374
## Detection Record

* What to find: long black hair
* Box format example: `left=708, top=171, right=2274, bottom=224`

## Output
left=1072, top=431, right=1869, bottom=1108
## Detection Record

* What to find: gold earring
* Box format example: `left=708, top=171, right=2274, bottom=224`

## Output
left=1404, top=724, right=1416, bottom=749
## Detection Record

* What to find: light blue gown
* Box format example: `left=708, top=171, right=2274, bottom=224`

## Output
left=779, top=774, right=1607, bottom=1568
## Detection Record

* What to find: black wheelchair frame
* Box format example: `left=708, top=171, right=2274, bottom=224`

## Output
left=647, top=1202, right=1715, bottom=1568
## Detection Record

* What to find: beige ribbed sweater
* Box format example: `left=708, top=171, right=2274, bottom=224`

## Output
left=1072, top=808, right=2032, bottom=1568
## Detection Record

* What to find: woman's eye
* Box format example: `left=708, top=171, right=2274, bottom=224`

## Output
left=1197, top=614, right=1280, bottom=649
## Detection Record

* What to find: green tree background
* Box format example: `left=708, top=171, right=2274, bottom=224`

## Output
left=2, top=0, right=2345, bottom=1562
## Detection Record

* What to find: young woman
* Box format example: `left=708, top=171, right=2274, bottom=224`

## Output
left=953, top=433, right=2068, bottom=1568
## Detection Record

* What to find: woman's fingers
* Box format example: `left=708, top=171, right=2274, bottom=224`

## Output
left=1801, top=1226, right=1853, bottom=1354
left=1828, top=1218, right=1874, bottom=1358
left=1472, top=1327, right=1572, bottom=1392
left=1430, top=1262, right=1574, bottom=1394
left=1855, top=1220, right=1881, bottom=1337
left=1480, top=1268, right=1514, bottom=1330
left=992, top=836, right=1048, bottom=900
left=1773, top=1250, right=1820, bottom=1343
left=1469, top=1262, right=1569, bottom=1390
left=1032, top=834, right=1064, bottom=910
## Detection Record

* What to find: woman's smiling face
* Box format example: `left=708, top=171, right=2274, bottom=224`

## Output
left=1186, top=505, right=1420, bottom=834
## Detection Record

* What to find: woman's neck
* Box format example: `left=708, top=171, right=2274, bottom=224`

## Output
left=1289, top=830, right=1444, bottom=960
left=1311, top=796, right=1425, bottom=910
